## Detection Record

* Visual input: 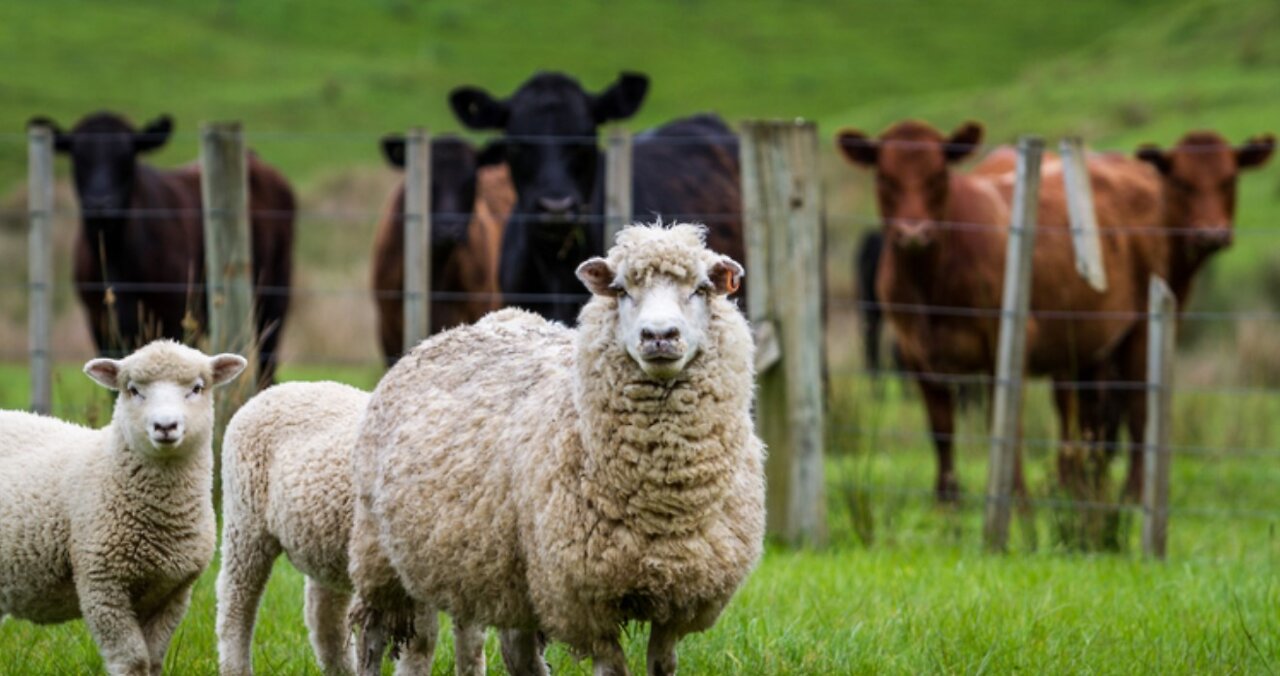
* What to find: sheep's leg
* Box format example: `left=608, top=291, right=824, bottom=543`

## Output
left=216, top=527, right=282, bottom=676
left=304, top=579, right=356, bottom=675
left=646, top=621, right=683, bottom=676
left=391, top=603, right=439, bottom=676
left=499, top=628, right=548, bottom=676
left=141, top=581, right=195, bottom=676
left=355, top=611, right=388, bottom=676
left=78, top=581, right=150, bottom=676
left=592, top=638, right=630, bottom=676
left=452, top=619, right=487, bottom=676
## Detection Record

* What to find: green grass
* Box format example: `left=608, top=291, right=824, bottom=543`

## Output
left=2, top=363, right=1279, bottom=673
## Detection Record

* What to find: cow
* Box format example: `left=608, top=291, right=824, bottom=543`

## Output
left=855, top=230, right=886, bottom=372
left=27, top=111, right=295, bottom=385
left=834, top=120, right=1153, bottom=503
left=1090, top=130, right=1275, bottom=500
left=449, top=71, right=744, bottom=324
left=370, top=135, right=513, bottom=366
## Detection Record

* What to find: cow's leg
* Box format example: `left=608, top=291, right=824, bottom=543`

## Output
left=919, top=379, right=959, bottom=502
left=1116, top=328, right=1150, bottom=502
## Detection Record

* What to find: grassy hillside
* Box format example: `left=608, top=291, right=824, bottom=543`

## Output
left=0, top=0, right=1163, bottom=190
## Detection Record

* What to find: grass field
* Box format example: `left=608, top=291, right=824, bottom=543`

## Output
left=3, top=0, right=1280, bottom=672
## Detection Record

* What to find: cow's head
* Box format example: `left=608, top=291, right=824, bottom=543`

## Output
left=28, top=111, right=173, bottom=219
left=449, top=71, right=648, bottom=232
left=836, top=120, right=983, bottom=250
left=1136, top=131, right=1275, bottom=259
left=381, top=133, right=490, bottom=248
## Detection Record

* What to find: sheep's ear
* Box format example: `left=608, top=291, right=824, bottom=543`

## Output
left=1136, top=144, right=1171, bottom=175
left=836, top=128, right=877, bottom=167
left=945, top=121, right=983, bottom=163
left=209, top=354, right=248, bottom=387
left=708, top=256, right=744, bottom=296
left=1238, top=133, right=1275, bottom=170
left=576, top=257, right=617, bottom=296
left=84, top=358, right=122, bottom=390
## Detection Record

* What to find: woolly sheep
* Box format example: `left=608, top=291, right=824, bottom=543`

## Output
left=216, top=381, right=437, bottom=676
left=0, top=340, right=246, bottom=676
left=349, top=222, right=765, bottom=676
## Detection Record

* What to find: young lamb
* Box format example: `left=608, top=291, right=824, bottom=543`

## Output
left=349, top=222, right=765, bottom=676
left=216, top=380, right=438, bottom=676
left=0, top=340, right=246, bottom=676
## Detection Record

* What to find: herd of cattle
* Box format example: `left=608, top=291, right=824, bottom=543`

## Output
left=22, top=69, right=1277, bottom=505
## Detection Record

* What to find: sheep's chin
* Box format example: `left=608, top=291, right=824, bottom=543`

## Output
left=630, top=351, right=692, bottom=381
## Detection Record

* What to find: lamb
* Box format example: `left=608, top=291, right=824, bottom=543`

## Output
left=349, top=222, right=766, bottom=676
left=215, top=381, right=437, bottom=675
left=0, top=340, right=246, bottom=676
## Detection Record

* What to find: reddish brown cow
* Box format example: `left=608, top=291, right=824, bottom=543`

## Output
left=371, top=137, right=514, bottom=366
left=29, top=111, right=295, bottom=385
left=835, top=120, right=1153, bottom=502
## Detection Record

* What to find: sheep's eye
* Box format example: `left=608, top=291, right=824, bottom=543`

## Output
left=609, top=284, right=629, bottom=300
left=191, top=382, right=204, bottom=396
left=692, top=282, right=713, bottom=299
left=127, top=385, right=141, bottom=398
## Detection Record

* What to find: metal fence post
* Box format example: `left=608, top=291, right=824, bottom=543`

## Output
left=27, top=125, right=54, bottom=415
left=1142, top=275, right=1176, bottom=559
left=983, top=135, right=1043, bottom=552
left=605, top=128, right=633, bottom=246
left=200, top=122, right=259, bottom=446
left=402, top=128, right=432, bottom=350
left=740, top=119, right=826, bottom=548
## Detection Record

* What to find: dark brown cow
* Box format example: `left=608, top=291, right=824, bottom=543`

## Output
left=371, top=136, right=514, bottom=366
left=835, top=120, right=1153, bottom=502
left=28, top=111, right=295, bottom=385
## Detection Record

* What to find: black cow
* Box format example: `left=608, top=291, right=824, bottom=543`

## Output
left=854, top=230, right=886, bottom=372
left=27, top=111, right=296, bottom=384
left=449, top=71, right=744, bottom=323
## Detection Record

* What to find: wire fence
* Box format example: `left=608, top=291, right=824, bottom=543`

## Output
left=3, top=128, right=1279, bottom=545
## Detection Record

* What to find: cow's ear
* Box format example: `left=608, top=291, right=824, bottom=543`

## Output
left=28, top=116, right=70, bottom=153
left=450, top=86, right=509, bottom=130
left=592, top=72, right=648, bottom=124
left=836, top=129, right=877, bottom=167
left=1136, top=144, right=1171, bottom=175
left=380, top=134, right=406, bottom=169
left=576, top=257, right=618, bottom=296
left=1238, top=133, right=1276, bottom=170
left=945, top=121, right=983, bottom=163
left=475, top=140, right=507, bottom=168
left=134, top=115, right=173, bottom=154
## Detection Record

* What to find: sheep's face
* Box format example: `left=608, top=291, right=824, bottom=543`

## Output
left=84, top=341, right=246, bottom=459
left=577, top=252, right=743, bottom=381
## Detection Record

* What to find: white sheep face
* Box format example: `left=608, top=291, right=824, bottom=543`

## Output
left=83, top=342, right=246, bottom=458
left=577, top=253, right=743, bottom=380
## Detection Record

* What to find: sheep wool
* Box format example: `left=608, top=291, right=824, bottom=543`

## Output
left=351, top=222, right=765, bottom=672
left=0, top=339, right=245, bottom=676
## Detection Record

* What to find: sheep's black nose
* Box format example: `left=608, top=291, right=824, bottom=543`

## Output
left=641, top=327, right=681, bottom=342
left=153, top=421, right=179, bottom=434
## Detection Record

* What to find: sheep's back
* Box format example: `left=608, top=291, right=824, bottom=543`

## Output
left=361, top=309, right=573, bottom=627
left=0, top=412, right=99, bottom=622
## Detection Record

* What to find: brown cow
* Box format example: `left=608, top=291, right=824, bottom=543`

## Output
left=28, top=111, right=295, bottom=385
left=835, top=120, right=1153, bottom=502
left=371, top=136, right=514, bottom=366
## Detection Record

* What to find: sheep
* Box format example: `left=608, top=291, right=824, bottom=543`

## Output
left=0, top=340, right=246, bottom=676
left=215, top=381, right=439, bottom=676
left=349, top=222, right=766, bottom=676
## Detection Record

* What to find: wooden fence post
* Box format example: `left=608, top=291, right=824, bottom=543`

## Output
left=27, top=125, right=54, bottom=415
left=200, top=122, right=258, bottom=446
left=1142, top=275, right=1176, bottom=559
left=740, top=119, right=826, bottom=547
left=402, top=128, right=432, bottom=350
left=983, top=136, right=1043, bottom=552
left=604, top=128, right=633, bottom=246
left=1059, top=137, right=1107, bottom=292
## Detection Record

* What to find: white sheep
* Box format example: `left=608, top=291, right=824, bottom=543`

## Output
left=215, top=380, right=437, bottom=676
left=0, top=340, right=246, bottom=676
left=349, top=222, right=766, bottom=676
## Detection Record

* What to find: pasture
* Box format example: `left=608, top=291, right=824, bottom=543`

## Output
left=3, top=0, right=1280, bottom=673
